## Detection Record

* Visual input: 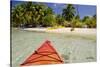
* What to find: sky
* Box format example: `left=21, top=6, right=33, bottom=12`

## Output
left=11, top=1, right=96, bottom=19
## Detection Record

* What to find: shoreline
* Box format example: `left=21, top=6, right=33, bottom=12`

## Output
left=21, top=27, right=96, bottom=35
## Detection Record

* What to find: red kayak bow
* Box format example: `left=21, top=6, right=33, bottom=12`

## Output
left=21, top=40, right=64, bottom=66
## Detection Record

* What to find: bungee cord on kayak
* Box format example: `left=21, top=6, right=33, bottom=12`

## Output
left=21, top=40, right=64, bottom=66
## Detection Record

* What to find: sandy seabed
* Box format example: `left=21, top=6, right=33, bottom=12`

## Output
left=12, top=28, right=96, bottom=67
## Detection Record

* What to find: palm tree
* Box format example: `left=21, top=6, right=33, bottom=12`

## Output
left=76, top=5, right=80, bottom=20
left=12, top=4, right=25, bottom=27
left=56, top=14, right=65, bottom=26
left=12, top=2, right=54, bottom=27
left=62, top=4, right=76, bottom=31
left=33, top=4, right=47, bottom=26
left=62, top=4, right=76, bottom=22
left=82, top=15, right=96, bottom=28
left=82, top=16, right=90, bottom=22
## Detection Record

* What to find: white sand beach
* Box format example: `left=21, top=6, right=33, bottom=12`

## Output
left=23, top=28, right=96, bottom=35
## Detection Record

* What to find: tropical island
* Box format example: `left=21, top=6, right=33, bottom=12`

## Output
left=11, top=2, right=96, bottom=34
left=11, top=1, right=97, bottom=66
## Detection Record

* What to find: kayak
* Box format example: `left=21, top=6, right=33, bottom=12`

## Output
left=20, top=40, right=64, bottom=66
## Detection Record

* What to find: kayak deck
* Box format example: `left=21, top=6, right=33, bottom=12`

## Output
left=21, top=40, right=64, bottom=66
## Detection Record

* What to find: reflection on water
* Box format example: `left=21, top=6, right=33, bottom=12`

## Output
left=12, top=28, right=96, bottom=67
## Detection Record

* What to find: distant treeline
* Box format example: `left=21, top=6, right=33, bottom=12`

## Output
left=11, top=2, right=96, bottom=28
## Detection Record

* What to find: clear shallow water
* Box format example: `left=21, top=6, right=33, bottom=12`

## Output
left=12, top=28, right=96, bottom=67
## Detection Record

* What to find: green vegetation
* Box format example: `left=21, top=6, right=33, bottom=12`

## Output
left=82, top=15, right=96, bottom=28
left=47, top=25, right=65, bottom=30
left=62, top=4, right=76, bottom=21
left=11, top=2, right=96, bottom=29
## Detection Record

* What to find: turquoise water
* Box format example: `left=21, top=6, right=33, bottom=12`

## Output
left=12, top=28, right=96, bottom=67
